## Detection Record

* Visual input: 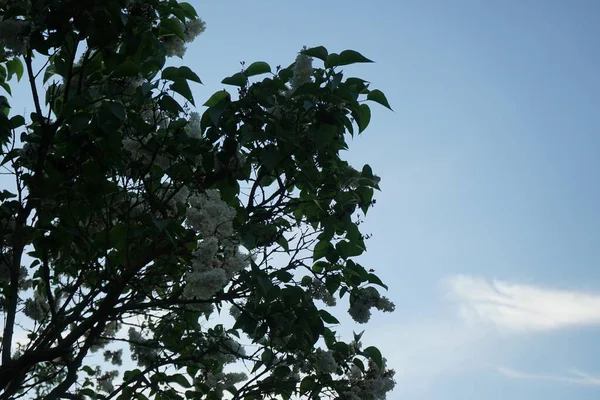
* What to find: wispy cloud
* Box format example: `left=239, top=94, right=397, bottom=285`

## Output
left=447, top=275, right=600, bottom=332
left=497, top=366, right=600, bottom=386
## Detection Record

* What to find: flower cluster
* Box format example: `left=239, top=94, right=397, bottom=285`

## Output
left=0, top=16, right=32, bottom=55
left=183, top=267, right=227, bottom=301
left=301, top=276, right=337, bottom=306
left=96, top=369, right=119, bottom=393
left=186, top=190, right=236, bottom=238
left=127, top=328, right=158, bottom=368
left=344, top=358, right=396, bottom=400
left=201, top=333, right=246, bottom=368
left=123, top=133, right=170, bottom=172
left=290, top=47, right=313, bottom=92
left=90, top=320, right=122, bottom=352
left=314, top=348, right=338, bottom=374
left=197, top=371, right=247, bottom=397
left=23, top=292, right=50, bottom=322
left=183, top=239, right=250, bottom=305
left=103, top=349, right=123, bottom=366
left=160, top=18, right=206, bottom=58
left=348, top=287, right=395, bottom=324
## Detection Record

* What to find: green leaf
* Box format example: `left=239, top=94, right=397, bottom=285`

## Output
left=277, top=235, right=289, bottom=252
left=9, top=114, right=24, bottom=129
left=353, top=330, right=364, bottom=345
left=179, top=2, right=198, bottom=18
left=6, top=58, right=24, bottom=82
left=325, top=52, right=340, bottom=68
left=107, top=101, right=126, bottom=120
left=169, top=374, right=192, bottom=388
left=299, top=376, right=316, bottom=395
left=82, top=365, right=95, bottom=376
left=338, top=50, right=374, bottom=66
left=70, top=113, right=90, bottom=134
left=261, top=348, right=274, bottom=365
left=159, top=95, right=184, bottom=114
left=361, top=164, right=374, bottom=180
left=354, top=104, right=371, bottom=133
left=319, top=309, right=340, bottom=325
left=362, top=346, right=384, bottom=370
left=171, top=80, right=195, bottom=105
left=203, top=90, right=230, bottom=107
left=43, top=65, right=57, bottom=83
left=313, top=240, right=333, bottom=261
left=367, top=89, right=393, bottom=110
left=160, top=18, right=185, bottom=40
left=113, top=61, right=141, bottom=78
left=152, top=215, right=170, bottom=232
left=0, top=82, right=11, bottom=96
left=179, top=66, right=202, bottom=83
left=275, top=270, right=293, bottom=283
left=367, top=273, right=388, bottom=290
left=164, top=66, right=202, bottom=84
left=260, top=149, right=282, bottom=171
left=221, top=72, right=248, bottom=87
left=353, top=357, right=365, bottom=372
left=245, top=61, right=271, bottom=77
left=274, top=365, right=291, bottom=378
left=80, top=388, right=97, bottom=398
left=162, top=66, right=180, bottom=81
left=302, top=46, right=329, bottom=62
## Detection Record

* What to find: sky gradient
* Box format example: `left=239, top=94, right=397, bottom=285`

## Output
left=180, top=1, right=600, bottom=399
left=3, top=1, right=600, bottom=399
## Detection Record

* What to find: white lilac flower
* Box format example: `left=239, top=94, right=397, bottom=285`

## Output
left=183, top=268, right=227, bottom=300
left=103, top=349, right=123, bottom=366
left=222, top=336, right=245, bottom=358
left=185, top=112, right=202, bottom=138
left=302, top=277, right=337, bottom=306
left=142, top=108, right=169, bottom=130
left=162, top=35, right=186, bottom=58
left=123, top=137, right=149, bottom=163
left=314, top=349, right=337, bottom=374
left=191, top=236, right=219, bottom=271
left=165, top=185, right=190, bottom=212
left=128, top=328, right=158, bottom=367
left=290, top=47, right=313, bottom=92
left=202, top=335, right=245, bottom=366
left=186, top=190, right=236, bottom=238
left=229, top=304, right=242, bottom=319
left=23, top=292, right=50, bottom=322
left=348, top=364, right=363, bottom=381
left=344, top=358, right=395, bottom=400
left=197, top=371, right=246, bottom=397
left=183, top=18, right=206, bottom=42
left=348, top=301, right=371, bottom=324
left=0, top=16, right=32, bottom=55
left=122, top=77, right=142, bottom=96
left=104, top=320, right=121, bottom=337
left=348, top=287, right=395, bottom=324
left=160, top=18, right=205, bottom=58
left=97, top=370, right=119, bottom=393
left=220, top=245, right=250, bottom=278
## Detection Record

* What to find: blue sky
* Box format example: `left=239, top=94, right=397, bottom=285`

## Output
left=184, top=1, right=600, bottom=399
left=3, top=1, right=600, bottom=399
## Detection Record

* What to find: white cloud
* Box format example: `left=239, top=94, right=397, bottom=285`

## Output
left=497, top=366, right=600, bottom=386
left=447, top=275, right=600, bottom=332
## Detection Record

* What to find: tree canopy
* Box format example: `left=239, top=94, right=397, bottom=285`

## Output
left=0, top=1, right=395, bottom=399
